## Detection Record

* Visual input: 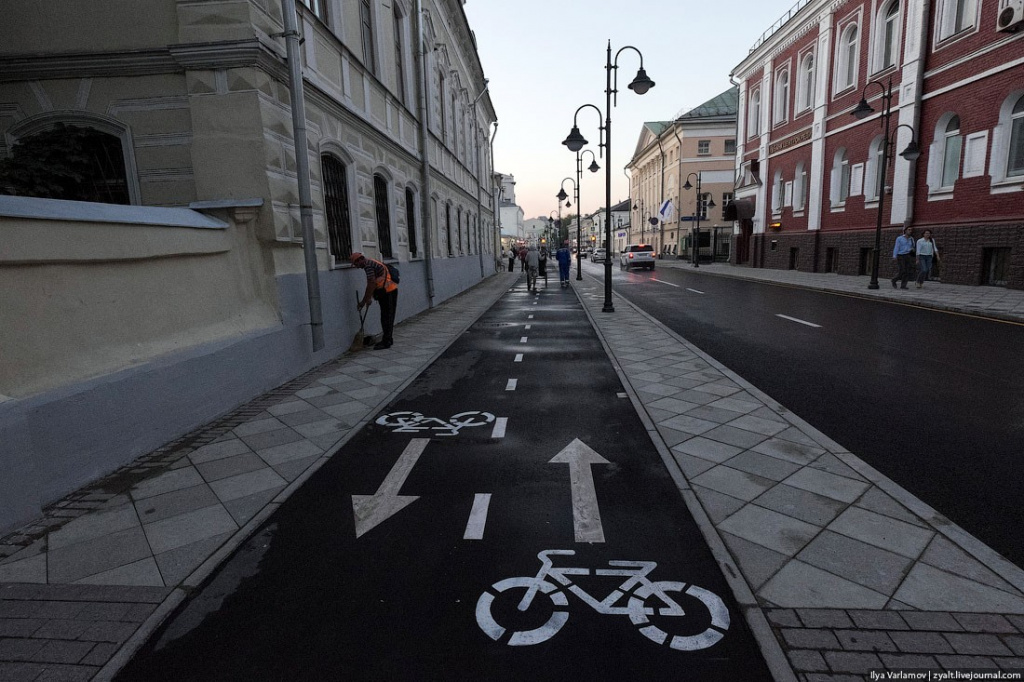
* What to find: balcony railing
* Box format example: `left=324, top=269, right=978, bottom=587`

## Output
left=749, top=0, right=813, bottom=53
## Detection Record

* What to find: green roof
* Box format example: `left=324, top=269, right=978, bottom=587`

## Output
left=677, top=86, right=739, bottom=120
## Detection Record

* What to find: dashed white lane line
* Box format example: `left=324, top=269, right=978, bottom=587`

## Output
left=686, top=288, right=705, bottom=295
left=506, top=379, right=518, bottom=391
left=651, top=278, right=680, bottom=287
left=528, top=315, right=534, bottom=319
left=525, top=325, right=532, bottom=330
left=464, top=493, right=492, bottom=540
left=776, top=314, right=822, bottom=328
left=514, top=353, right=524, bottom=362
left=520, top=336, right=528, bottom=343
left=491, top=417, right=508, bottom=438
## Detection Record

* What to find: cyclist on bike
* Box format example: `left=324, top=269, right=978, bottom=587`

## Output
left=526, top=245, right=541, bottom=291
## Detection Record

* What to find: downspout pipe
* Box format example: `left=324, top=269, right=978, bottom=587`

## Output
left=490, top=121, right=499, bottom=257
left=282, top=0, right=323, bottom=351
left=656, top=136, right=665, bottom=256
left=472, top=81, right=490, bottom=277
left=415, top=1, right=435, bottom=306
left=672, top=124, right=685, bottom=258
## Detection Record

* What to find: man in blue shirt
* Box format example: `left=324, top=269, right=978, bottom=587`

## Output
left=891, top=226, right=916, bottom=289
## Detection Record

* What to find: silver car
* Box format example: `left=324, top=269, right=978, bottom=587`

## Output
left=592, top=248, right=607, bottom=263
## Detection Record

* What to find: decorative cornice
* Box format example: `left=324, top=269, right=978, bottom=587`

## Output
left=0, top=39, right=276, bottom=83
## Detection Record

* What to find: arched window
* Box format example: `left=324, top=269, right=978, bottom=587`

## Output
left=0, top=123, right=132, bottom=204
left=865, top=135, right=887, bottom=200
left=393, top=5, right=407, bottom=106
left=405, top=187, right=418, bottom=258
left=1005, top=94, right=1024, bottom=178
left=878, top=2, right=901, bottom=71
left=774, top=69, right=790, bottom=125
left=748, top=89, right=762, bottom=138
left=941, top=116, right=962, bottom=188
left=359, top=0, right=377, bottom=75
left=836, top=24, right=859, bottom=92
left=445, top=203, right=453, bottom=256
left=794, top=161, right=808, bottom=211
left=373, top=173, right=393, bottom=258
left=797, top=53, right=816, bottom=112
left=321, top=154, right=353, bottom=264
left=831, top=148, right=851, bottom=206
left=771, top=170, right=785, bottom=214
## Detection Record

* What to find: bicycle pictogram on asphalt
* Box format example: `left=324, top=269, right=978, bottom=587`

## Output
left=375, top=410, right=496, bottom=437
left=476, top=549, right=730, bottom=651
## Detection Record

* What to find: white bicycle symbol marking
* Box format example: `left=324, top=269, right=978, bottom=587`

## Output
left=375, top=411, right=495, bottom=437
left=476, top=549, right=730, bottom=651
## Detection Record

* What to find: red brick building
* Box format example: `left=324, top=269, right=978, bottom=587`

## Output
left=731, top=0, right=1024, bottom=287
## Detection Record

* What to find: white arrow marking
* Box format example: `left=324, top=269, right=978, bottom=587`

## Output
left=549, top=439, right=610, bottom=543
left=351, top=438, right=428, bottom=538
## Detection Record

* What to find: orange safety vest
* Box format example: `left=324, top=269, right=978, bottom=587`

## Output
left=367, top=258, right=398, bottom=293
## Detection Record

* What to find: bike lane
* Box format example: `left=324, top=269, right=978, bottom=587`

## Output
left=115, top=280, right=771, bottom=681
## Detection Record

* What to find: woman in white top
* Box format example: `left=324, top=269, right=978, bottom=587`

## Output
left=915, top=230, right=939, bottom=288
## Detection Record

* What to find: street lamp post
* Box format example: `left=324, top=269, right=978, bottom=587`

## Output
left=557, top=177, right=575, bottom=247
left=563, top=41, right=654, bottom=312
left=850, top=76, right=922, bottom=289
left=683, top=172, right=715, bottom=267
left=577, top=148, right=598, bottom=278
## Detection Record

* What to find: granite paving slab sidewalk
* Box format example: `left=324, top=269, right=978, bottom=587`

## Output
left=572, top=272, right=1024, bottom=680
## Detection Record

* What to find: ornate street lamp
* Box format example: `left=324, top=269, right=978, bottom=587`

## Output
left=575, top=149, right=600, bottom=280
left=683, top=173, right=716, bottom=267
left=851, top=76, right=921, bottom=289
left=563, top=41, right=654, bottom=312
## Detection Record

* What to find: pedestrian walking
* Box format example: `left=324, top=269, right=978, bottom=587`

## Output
left=507, top=248, right=516, bottom=272
left=538, top=247, right=548, bottom=282
left=525, top=245, right=540, bottom=291
left=891, top=226, right=916, bottom=289
left=556, top=241, right=571, bottom=287
left=915, top=230, right=939, bottom=288
left=350, top=252, right=398, bottom=350
left=518, top=245, right=528, bottom=272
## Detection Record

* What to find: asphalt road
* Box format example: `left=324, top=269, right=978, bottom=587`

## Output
left=117, top=278, right=771, bottom=682
left=587, top=257, right=1024, bottom=568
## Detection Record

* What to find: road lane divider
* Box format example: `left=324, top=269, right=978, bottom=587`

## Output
left=464, top=493, right=492, bottom=540
left=775, top=314, right=821, bottom=328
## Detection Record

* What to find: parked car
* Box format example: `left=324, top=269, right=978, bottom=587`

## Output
left=619, top=244, right=656, bottom=271
left=592, top=248, right=607, bottom=263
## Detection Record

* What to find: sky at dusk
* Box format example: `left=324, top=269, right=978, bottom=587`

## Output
left=463, top=0, right=795, bottom=221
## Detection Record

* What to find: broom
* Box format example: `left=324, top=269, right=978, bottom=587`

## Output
left=349, top=291, right=368, bottom=352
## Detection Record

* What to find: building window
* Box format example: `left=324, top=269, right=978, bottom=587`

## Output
left=721, top=192, right=734, bottom=219
left=445, top=203, right=453, bottom=256
left=321, top=154, right=353, bottom=264
left=836, top=24, right=859, bottom=92
left=797, top=53, right=815, bottom=112
left=405, top=187, right=417, bottom=257
left=938, top=0, right=978, bottom=39
left=393, top=6, right=407, bottom=107
left=794, top=162, right=807, bottom=211
left=360, top=0, right=377, bottom=75
left=373, top=174, right=393, bottom=258
left=941, top=116, right=962, bottom=188
left=457, top=207, right=463, bottom=253
left=0, top=123, right=131, bottom=205
left=698, top=193, right=711, bottom=220
left=774, top=69, right=790, bottom=124
left=748, top=89, right=762, bottom=137
left=697, top=140, right=710, bottom=156
left=300, top=0, right=327, bottom=22
left=866, top=135, right=886, bottom=200
left=878, top=1, right=901, bottom=71
left=832, top=148, right=850, bottom=206
left=724, top=139, right=736, bottom=154
left=771, top=170, right=784, bottom=214
left=1007, top=94, right=1024, bottom=178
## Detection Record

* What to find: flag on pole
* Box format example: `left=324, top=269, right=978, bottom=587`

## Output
left=658, top=199, right=674, bottom=222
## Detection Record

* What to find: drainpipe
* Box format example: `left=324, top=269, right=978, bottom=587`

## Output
left=414, top=0, right=435, bottom=305
left=656, top=135, right=666, bottom=256
left=902, top=0, right=931, bottom=228
left=490, top=121, right=499, bottom=255
left=472, top=81, right=490, bottom=278
left=282, top=0, right=323, bottom=351
left=672, top=124, right=685, bottom=259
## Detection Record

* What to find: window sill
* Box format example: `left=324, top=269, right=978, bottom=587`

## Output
left=990, top=178, right=1024, bottom=194
left=927, top=188, right=956, bottom=201
left=830, top=203, right=846, bottom=212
